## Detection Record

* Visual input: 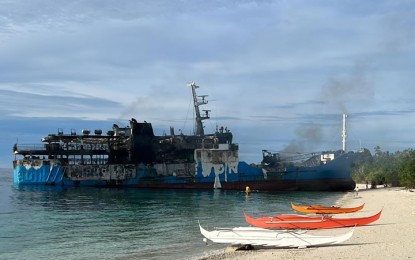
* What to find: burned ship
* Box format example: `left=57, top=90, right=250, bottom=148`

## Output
left=13, top=82, right=366, bottom=191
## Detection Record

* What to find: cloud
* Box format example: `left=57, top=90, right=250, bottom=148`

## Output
left=0, top=0, right=415, bottom=167
left=0, top=88, right=123, bottom=120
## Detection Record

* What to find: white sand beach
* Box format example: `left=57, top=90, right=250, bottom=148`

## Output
left=203, top=185, right=415, bottom=260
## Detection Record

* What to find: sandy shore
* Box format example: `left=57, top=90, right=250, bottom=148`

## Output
left=203, top=185, right=415, bottom=260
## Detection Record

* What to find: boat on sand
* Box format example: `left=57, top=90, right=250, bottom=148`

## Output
left=199, top=223, right=354, bottom=248
left=244, top=210, right=382, bottom=229
left=291, top=202, right=365, bottom=214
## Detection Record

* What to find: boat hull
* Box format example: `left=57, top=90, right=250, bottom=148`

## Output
left=244, top=210, right=382, bottom=229
left=199, top=224, right=354, bottom=247
left=291, top=202, right=365, bottom=214
left=13, top=159, right=356, bottom=191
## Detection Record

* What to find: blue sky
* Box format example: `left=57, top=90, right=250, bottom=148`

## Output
left=1, top=0, right=414, bottom=168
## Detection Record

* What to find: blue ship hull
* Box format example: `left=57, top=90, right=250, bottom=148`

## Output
left=13, top=151, right=357, bottom=191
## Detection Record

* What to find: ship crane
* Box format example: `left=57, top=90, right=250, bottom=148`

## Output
left=188, top=81, right=209, bottom=136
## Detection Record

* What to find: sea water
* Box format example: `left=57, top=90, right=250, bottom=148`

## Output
left=0, top=168, right=346, bottom=259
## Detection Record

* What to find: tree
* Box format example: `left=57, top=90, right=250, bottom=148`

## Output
left=397, top=149, right=415, bottom=188
left=351, top=147, right=415, bottom=188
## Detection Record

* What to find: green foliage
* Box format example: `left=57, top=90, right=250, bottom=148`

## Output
left=352, top=147, right=415, bottom=189
left=397, top=150, right=415, bottom=188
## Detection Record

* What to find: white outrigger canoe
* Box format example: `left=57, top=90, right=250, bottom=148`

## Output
left=199, top=224, right=354, bottom=248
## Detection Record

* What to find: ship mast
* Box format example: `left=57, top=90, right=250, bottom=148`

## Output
left=188, top=81, right=210, bottom=136
left=342, top=113, right=347, bottom=152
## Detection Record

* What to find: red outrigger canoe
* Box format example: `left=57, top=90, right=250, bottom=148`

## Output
left=291, top=202, right=365, bottom=214
left=244, top=210, right=382, bottom=229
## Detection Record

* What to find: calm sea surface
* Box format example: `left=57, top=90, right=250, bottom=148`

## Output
left=0, top=168, right=346, bottom=259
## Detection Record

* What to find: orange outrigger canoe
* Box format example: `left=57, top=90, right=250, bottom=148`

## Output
left=291, top=202, right=365, bottom=214
left=244, top=210, right=382, bottom=229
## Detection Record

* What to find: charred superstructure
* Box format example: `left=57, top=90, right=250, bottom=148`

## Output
left=13, top=82, right=238, bottom=188
left=13, top=82, right=364, bottom=191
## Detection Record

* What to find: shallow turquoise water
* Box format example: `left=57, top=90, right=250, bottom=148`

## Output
left=0, top=168, right=345, bottom=259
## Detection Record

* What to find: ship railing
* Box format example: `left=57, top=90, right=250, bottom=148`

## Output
left=197, top=142, right=238, bottom=150
left=14, top=158, right=61, bottom=167
left=14, top=144, right=47, bottom=152
left=65, top=157, right=109, bottom=166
